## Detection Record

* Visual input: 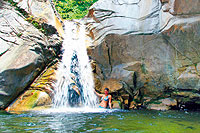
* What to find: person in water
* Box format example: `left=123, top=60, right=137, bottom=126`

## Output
left=94, top=88, right=112, bottom=109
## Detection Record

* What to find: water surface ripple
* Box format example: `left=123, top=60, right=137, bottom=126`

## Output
left=0, top=109, right=200, bottom=132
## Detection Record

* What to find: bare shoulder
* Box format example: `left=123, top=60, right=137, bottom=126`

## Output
left=108, top=95, right=112, bottom=98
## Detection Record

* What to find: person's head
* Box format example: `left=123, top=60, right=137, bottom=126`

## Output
left=104, top=88, right=109, bottom=95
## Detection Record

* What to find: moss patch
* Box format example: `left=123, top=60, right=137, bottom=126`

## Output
left=6, top=90, right=51, bottom=112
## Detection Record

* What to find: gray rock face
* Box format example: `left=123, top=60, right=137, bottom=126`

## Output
left=13, top=0, right=59, bottom=27
left=0, top=1, right=60, bottom=109
left=85, top=0, right=173, bottom=44
left=85, top=0, right=200, bottom=109
left=14, top=0, right=64, bottom=36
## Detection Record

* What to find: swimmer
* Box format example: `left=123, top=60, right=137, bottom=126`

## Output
left=94, top=88, right=112, bottom=109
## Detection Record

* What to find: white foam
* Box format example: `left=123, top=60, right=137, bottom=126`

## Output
left=52, top=20, right=98, bottom=108
left=39, top=107, right=120, bottom=114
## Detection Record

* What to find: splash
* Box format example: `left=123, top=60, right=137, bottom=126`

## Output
left=53, top=20, right=98, bottom=108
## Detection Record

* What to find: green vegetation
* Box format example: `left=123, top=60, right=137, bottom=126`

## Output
left=6, top=0, right=98, bottom=34
left=53, top=0, right=98, bottom=20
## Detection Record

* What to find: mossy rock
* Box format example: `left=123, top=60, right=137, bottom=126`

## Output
left=6, top=90, right=52, bottom=112
left=30, top=63, right=58, bottom=96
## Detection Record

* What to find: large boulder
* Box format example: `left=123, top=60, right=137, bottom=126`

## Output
left=90, top=21, right=200, bottom=90
left=5, top=63, right=58, bottom=112
left=5, top=90, right=51, bottom=112
left=0, top=1, right=61, bottom=109
left=85, top=0, right=200, bottom=110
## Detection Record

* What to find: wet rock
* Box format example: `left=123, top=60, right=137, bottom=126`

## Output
left=90, top=60, right=105, bottom=80
left=5, top=90, right=51, bottom=112
left=147, top=103, right=170, bottom=111
left=91, top=60, right=104, bottom=92
left=172, top=90, right=200, bottom=104
left=147, top=98, right=177, bottom=110
left=101, top=79, right=124, bottom=93
left=29, top=62, right=58, bottom=97
left=4, top=63, right=59, bottom=112
left=143, top=97, right=153, bottom=104
left=161, top=98, right=177, bottom=106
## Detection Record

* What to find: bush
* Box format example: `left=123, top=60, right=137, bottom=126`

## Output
left=53, top=0, right=98, bottom=20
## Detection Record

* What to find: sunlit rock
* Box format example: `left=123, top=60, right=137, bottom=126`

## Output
left=85, top=0, right=173, bottom=44
left=13, top=0, right=64, bottom=36
left=101, top=79, right=133, bottom=97
left=29, top=63, right=58, bottom=97
left=85, top=0, right=200, bottom=110
left=6, top=90, right=51, bottom=112
left=0, top=1, right=61, bottom=109
left=5, top=63, right=58, bottom=112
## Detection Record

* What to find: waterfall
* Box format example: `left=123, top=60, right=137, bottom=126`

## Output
left=53, top=20, right=98, bottom=108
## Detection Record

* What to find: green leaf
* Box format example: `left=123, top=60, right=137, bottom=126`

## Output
left=54, top=0, right=98, bottom=20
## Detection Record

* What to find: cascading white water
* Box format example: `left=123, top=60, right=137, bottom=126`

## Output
left=53, top=20, right=98, bottom=108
